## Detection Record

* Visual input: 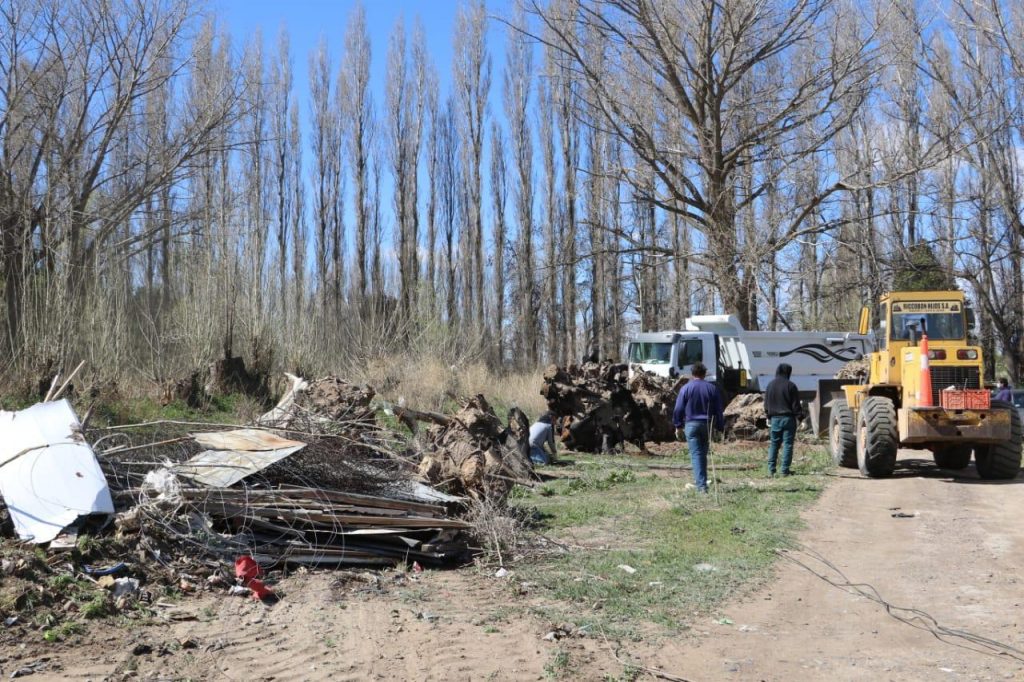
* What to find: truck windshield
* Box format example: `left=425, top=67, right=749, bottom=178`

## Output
left=678, top=340, right=703, bottom=367
left=629, top=342, right=671, bottom=364
left=891, top=301, right=965, bottom=341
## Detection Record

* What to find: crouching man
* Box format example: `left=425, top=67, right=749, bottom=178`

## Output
left=529, top=412, right=558, bottom=465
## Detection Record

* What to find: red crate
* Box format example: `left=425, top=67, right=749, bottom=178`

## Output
left=940, top=389, right=991, bottom=410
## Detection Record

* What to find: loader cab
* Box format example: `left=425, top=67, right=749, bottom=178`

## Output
left=874, top=291, right=981, bottom=407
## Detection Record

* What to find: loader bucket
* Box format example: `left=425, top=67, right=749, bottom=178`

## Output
left=810, top=379, right=859, bottom=438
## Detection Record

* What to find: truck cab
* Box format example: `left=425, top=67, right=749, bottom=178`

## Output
left=626, top=331, right=718, bottom=381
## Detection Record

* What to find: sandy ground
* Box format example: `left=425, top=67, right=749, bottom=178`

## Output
left=4, top=450, right=1024, bottom=681
left=642, top=451, right=1024, bottom=681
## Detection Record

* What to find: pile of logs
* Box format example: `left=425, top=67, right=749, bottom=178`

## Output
left=408, top=395, right=534, bottom=501
left=540, top=361, right=683, bottom=453
left=723, top=393, right=767, bottom=440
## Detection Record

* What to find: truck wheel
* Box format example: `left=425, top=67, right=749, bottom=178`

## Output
left=857, top=396, right=898, bottom=478
left=974, top=400, right=1023, bottom=480
left=829, top=399, right=857, bottom=468
left=932, top=445, right=972, bottom=470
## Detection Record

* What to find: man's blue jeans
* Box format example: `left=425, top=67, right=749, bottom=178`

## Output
left=684, top=420, right=709, bottom=492
left=767, top=415, right=797, bottom=475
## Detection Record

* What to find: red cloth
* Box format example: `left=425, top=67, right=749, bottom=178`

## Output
left=234, top=556, right=273, bottom=601
left=234, top=556, right=260, bottom=582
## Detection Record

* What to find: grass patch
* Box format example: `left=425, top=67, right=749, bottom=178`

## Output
left=544, top=646, right=572, bottom=679
left=515, top=441, right=832, bottom=638
left=88, top=394, right=242, bottom=427
left=43, top=620, right=83, bottom=643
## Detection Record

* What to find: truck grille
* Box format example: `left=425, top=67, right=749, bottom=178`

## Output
left=929, top=366, right=981, bottom=405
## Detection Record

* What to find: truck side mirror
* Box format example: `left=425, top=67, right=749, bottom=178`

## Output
left=965, top=306, right=976, bottom=330
left=858, top=306, right=870, bottom=336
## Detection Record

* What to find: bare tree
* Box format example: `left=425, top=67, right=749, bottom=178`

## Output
left=453, top=0, right=492, bottom=333
left=436, top=97, right=462, bottom=323
left=537, top=67, right=560, bottom=362
left=0, top=0, right=242, bottom=362
left=309, top=37, right=338, bottom=311
left=529, top=0, right=878, bottom=329
left=489, top=121, right=509, bottom=364
left=551, top=0, right=581, bottom=360
left=339, top=2, right=374, bottom=300
left=289, top=100, right=307, bottom=326
left=928, top=1, right=1024, bottom=381
left=385, top=18, right=428, bottom=321
left=505, top=3, right=538, bottom=367
left=424, top=60, right=442, bottom=312
left=270, top=27, right=294, bottom=324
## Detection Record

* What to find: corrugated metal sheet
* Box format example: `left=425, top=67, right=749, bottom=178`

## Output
left=173, top=429, right=306, bottom=488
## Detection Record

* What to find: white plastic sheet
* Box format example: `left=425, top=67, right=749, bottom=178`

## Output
left=0, top=400, right=114, bottom=543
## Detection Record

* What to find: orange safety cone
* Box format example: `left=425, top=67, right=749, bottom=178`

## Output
left=919, top=333, right=933, bottom=407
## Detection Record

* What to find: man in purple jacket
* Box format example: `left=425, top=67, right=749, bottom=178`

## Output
left=672, top=362, right=726, bottom=493
left=994, top=378, right=1012, bottom=403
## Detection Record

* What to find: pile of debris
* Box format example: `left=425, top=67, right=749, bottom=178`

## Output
left=257, top=373, right=377, bottom=433
left=540, top=361, right=682, bottom=452
left=0, top=371, right=537, bottom=595
left=723, top=393, right=768, bottom=440
left=836, top=357, right=871, bottom=381
left=115, top=483, right=468, bottom=569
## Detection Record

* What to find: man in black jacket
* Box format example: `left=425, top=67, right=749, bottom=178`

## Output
left=764, top=363, right=804, bottom=476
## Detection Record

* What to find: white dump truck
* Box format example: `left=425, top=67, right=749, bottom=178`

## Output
left=626, top=315, right=872, bottom=410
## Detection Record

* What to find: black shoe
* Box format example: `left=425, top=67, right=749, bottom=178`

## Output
left=781, top=471, right=793, bottom=477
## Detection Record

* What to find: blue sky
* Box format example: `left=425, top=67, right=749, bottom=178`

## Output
left=215, top=0, right=509, bottom=128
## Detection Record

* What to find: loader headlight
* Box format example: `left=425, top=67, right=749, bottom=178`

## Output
left=956, top=349, right=978, bottom=360
left=928, top=349, right=946, bottom=360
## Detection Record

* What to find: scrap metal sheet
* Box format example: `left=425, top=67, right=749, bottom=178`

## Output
left=174, top=429, right=306, bottom=488
left=191, top=428, right=305, bottom=452
left=0, top=400, right=114, bottom=543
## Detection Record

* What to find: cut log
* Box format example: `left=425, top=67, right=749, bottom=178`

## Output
left=414, top=395, right=534, bottom=501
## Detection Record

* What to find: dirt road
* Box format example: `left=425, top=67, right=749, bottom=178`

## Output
left=644, top=451, right=1024, bottom=681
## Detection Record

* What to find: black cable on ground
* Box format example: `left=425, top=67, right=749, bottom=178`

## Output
left=776, top=541, right=1024, bottom=662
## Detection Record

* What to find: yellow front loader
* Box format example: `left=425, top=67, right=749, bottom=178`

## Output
left=829, top=291, right=1022, bottom=479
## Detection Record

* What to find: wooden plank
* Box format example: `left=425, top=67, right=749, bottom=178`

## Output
left=205, top=503, right=470, bottom=529
left=179, top=486, right=446, bottom=517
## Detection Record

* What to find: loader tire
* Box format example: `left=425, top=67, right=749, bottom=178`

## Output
left=974, top=400, right=1022, bottom=480
left=829, top=399, right=857, bottom=468
left=857, top=396, right=898, bottom=478
left=932, top=445, right=972, bottom=470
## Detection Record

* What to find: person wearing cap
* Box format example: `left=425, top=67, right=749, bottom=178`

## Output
left=764, top=363, right=804, bottom=477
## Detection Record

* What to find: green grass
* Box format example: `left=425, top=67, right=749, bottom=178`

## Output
left=544, top=647, right=572, bottom=680
left=514, top=442, right=832, bottom=639
left=43, top=620, right=83, bottom=642
left=89, top=394, right=243, bottom=427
